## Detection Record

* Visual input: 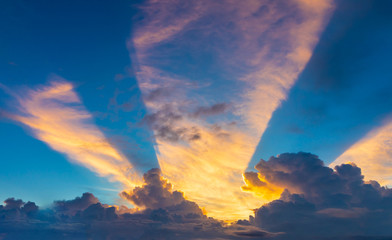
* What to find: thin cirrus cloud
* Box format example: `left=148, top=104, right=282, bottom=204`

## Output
left=5, top=76, right=142, bottom=188
left=330, top=118, right=392, bottom=186
left=130, top=0, right=334, bottom=219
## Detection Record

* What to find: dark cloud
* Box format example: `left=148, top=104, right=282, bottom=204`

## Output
left=0, top=198, right=39, bottom=220
left=143, top=107, right=201, bottom=142
left=141, top=103, right=231, bottom=143
left=191, top=103, right=230, bottom=118
left=245, top=152, right=392, bottom=239
left=53, top=192, right=99, bottom=215
left=80, top=203, right=117, bottom=221
left=144, top=87, right=172, bottom=102
left=121, top=168, right=203, bottom=216
left=3, top=153, right=391, bottom=239
left=3, top=198, right=24, bottom=210
left=0, top=169, right=272, bottom=239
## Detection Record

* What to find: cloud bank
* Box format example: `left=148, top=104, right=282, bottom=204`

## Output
left=0, top=169, right=273, bottom=240
left=2, top=152, right=392, bottom=239
left=244, top=152, right=392, bottom=239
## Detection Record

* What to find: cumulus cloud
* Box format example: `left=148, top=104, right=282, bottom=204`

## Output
left=0, top=198, right=39, bottom=220
left=244, top=152, right=392, bottom=239
left=53, top=192, right=99, bottom=215
left=121, top=168, right=203, bottom=217
left=0, top=170, right=274, bottom=240
left=2, top=153, right=392, bottom=239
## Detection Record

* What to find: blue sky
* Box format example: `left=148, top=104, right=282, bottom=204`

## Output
left=249, top=0, right=392, bottom=167
left=0, top=0, right=154, bottom=205
left=1, top=0, right=392, bottom=223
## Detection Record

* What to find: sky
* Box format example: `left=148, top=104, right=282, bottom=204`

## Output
left=1, top=0, right=392, bottom=239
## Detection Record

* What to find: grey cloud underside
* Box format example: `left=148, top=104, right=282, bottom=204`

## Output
left=245, top=152, right=392, bottom=240
left=141, top=102, right=230, bottom=143
left=142, top=106, right=201, bottom=143
left=190, top=103, right=230, bottom=118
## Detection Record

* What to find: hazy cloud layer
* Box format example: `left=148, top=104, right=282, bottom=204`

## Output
left=130, top=0, right=334, bottom=219
left=244, top=152, right=392, bottom=239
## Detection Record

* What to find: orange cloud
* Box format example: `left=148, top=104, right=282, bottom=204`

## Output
left=241, top=172, right=284, bottom=201
left=238, top=0, right=334, bottom=138
left=330, top=119, right=392, bottom=186
left=10, top=78, right=141, bottom=188
left=130, top=0, right=334, bottom=220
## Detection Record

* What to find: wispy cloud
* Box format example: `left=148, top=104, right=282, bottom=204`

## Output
left=7, top=77, right=141, bottom=187
left=330, top=118, right=392, bottom=186
left=132, top=0, right=204, bottom=55
left=130, top=0, right=334, bottom=219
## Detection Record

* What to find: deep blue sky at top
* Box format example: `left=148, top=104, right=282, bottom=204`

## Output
left=1, top=0, right=392, bottom=206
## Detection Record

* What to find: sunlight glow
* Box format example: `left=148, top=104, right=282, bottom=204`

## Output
left=131, top=0, right=334, bottom=219
left=330, top=119, right=392, bottom=186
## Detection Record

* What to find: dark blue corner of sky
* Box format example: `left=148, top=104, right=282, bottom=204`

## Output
left=0, top=0, right=158, bottom=205
left=249, top=0, right=392, bottom=169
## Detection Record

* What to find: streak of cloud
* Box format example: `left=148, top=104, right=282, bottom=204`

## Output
left=7, top=77, right=141, bottom=188
left=130, top=0, right=334, bottom=219
left=330, top=119, right=392, bottom=186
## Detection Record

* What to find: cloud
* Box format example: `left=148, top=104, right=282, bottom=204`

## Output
left=244, top=152, right=392, bottom=239
left=191, top=103, right=230, bottom=118
left=330, top=118, right=392, bottom=186
left=142, top=106, right=201, bottom=143
left=2, top=153, right=391, bottom=239
left=53, top=192, right=99, bottom=215
left=121, top=168, right=203, bottom=217
left=6, top=78, right=142, bottom=187
left=0, top=173, right=274, bottom=240
left=241, top=172, right=284, bottom=201
left=130, top=0, right=334, bottom=219
left=0, top=198, right=39, bottom=220
left=132, top=0, right=204, bottom=52
left=3, top=198, right=24, bottom=210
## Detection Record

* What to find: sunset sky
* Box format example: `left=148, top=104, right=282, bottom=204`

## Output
left=1, top=0, right=392, bottom=239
